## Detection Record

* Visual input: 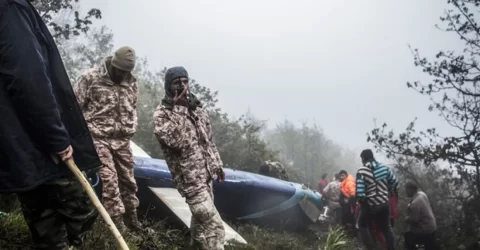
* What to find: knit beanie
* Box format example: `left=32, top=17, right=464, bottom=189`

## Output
left=164, top=66, right=189, bottom=97
left=111, top=46, right=136, bottom=72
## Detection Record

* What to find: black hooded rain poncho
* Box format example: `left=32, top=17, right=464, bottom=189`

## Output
left=0, top=0, right=101, bottom=192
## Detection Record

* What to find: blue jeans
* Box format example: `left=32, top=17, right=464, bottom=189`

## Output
left=358, top=203, right=396, bottom=250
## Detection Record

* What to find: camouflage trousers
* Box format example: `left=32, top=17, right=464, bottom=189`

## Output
left=186, top=184, right=225, bottom=250
left=94, top=138, right=139, bottom=217
left=17, top=175, right=98, bottom=250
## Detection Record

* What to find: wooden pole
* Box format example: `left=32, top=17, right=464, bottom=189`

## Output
left=65, top=159, right=130, bottom=250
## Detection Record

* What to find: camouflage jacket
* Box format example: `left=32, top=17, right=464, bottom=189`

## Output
left=323, top=180, right=341, bottom=209
left=73, top=56, right=138, bottom=139
left=153, top=105, right=223, bottom=198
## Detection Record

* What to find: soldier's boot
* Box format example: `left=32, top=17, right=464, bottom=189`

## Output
left=124, top=210, right=143, bottom=232
left=111, top=215, right=128, bottom=233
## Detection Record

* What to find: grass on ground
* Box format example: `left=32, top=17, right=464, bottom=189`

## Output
left=0, top=201, right=355, bottom=250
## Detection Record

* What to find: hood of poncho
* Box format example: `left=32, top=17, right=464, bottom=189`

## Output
left=161, top=66, right=201, bottom=110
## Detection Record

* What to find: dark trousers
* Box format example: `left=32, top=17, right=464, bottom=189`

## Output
left=404, top=231, right=438, bottom=250
left=340, top=196, right=356, bottom=226
left=358, top=203, right=396, bottom=250
left=333, top=208, right=342, bottom=225
left=17, top=176, right=98, bottom=250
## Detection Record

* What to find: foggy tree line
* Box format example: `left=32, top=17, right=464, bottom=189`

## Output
left=366, top=0, right=480, bottom=248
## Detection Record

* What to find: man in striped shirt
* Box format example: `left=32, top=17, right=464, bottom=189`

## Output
left=356, top=149, right=398, bottom=250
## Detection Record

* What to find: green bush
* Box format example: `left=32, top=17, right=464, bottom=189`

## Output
left=0, top=205, right=342, bottom=250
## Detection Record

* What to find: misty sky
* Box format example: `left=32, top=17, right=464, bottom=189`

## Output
left=80, top=0, right=462, bottom=155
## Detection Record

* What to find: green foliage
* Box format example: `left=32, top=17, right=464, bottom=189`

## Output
left=0, top=206, right=185, bottom=250
left=59, top=25, right=114, bottom=83
left=132, top=62, right=166, bottom=158
left=367, top=0, right=480, bottom=196
left=265, top=120, right=359, bottom=187
left=0, top=204, right=327, bottom=250
left=81, top=219, right=184, bottom=250
left=0, top=194, right=18, bottom=214
left=366, top=0, right=480, bottom=247
left=32, top=0, right=102, bottom=40
left=190, top=79, right=220, bottom=113
left=227, top=224, right=324, bottom=250
left=210, top=111, right=277, bottom=172
left=0, top=204, right=32, bottom=250
left=322, top=227, right=349, bottom=250
left=386, top=158, right=479, bottom=250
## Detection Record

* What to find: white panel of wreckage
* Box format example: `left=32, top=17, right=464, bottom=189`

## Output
left=129, top=141, right=247, bottom=245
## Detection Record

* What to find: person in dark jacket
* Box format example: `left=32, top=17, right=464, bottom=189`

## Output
left=0, top=1, right=102, bottom=249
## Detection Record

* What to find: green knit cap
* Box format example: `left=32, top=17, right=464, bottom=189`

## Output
left=111, top=46, right=136, bottom=72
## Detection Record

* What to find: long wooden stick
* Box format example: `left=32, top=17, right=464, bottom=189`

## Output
left=66, top=159, right=130, bottom=250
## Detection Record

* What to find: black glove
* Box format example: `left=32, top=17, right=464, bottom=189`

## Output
left=216, top=168, right=226, bottom=183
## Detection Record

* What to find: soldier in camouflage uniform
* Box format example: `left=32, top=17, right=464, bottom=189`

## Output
left=0, top=1, right=102, bottom=249
left=17, top=177, right=98, bottom=250
left=73, top=46, right=142, bottom=232
left=259, top=161, right=289, bottom=181
left=153, top=66, right=226, bottom=250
